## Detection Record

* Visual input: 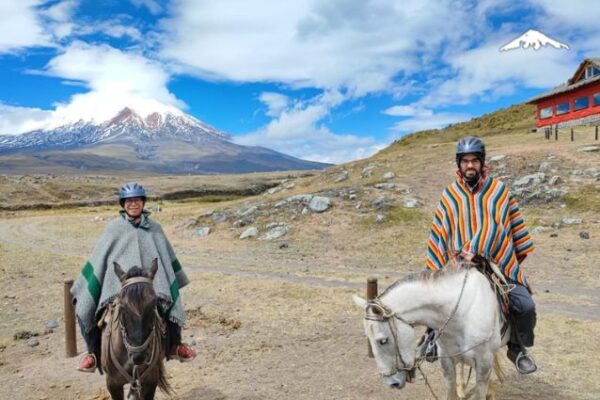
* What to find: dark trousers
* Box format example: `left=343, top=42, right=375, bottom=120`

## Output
left=508, top=282, right=536, bottom=348
left=78, top=316, right=182, bottom=355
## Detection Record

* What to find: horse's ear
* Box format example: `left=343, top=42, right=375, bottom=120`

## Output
left=148, top=258, right=158, bottom=279
left=352, top=294, right=368, bottom=310
left=114, top=262, right=126, bottom=282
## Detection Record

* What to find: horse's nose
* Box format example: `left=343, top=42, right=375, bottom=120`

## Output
left=390, top=382, right=401, bottom=389
left=131, top=352, right=146, bottom=365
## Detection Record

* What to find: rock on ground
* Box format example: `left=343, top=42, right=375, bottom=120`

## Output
left=308, top=196, right=331, bottom=213
left=240, top=227, right=259, bottom=239
left=264, top=225, right=288, bottom=240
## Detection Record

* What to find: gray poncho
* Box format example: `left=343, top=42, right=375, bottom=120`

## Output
left=71, top=210, right=189, bottom=333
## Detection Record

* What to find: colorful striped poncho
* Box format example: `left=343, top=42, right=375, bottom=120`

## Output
left=425, top=173, right=535, bottom=286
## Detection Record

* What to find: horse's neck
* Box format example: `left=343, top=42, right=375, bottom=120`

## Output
left=381, top=271, right=476, bottom=330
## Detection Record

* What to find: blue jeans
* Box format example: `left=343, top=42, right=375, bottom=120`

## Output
left=508, top=282, right=536, bottom=348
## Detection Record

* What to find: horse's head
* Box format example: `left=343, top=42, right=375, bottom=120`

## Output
left=352, top=294, right=416, bottom=390
left=114, top=258, right=159, bottom=365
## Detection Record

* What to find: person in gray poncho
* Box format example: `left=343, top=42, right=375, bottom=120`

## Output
left=72, top=182, right=197, bottom=372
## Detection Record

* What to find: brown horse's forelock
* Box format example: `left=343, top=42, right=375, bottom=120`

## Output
left=120, top=267, right=156, bottom=317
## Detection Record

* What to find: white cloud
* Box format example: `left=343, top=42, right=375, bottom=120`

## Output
left=0, top=0, right=50, bottom=53
left=159, top=0, right=475, bottom=96
left=391, top=111, right=470, bottom=134
left=236, top=90, right=384, bottom=163
left=383, top=105, right=433, bottom=117
left=42, top=0, right=78, bottom=22
left=76, top=20, right=143, bottom=41
left=419, top=39, right=578, bottom=107
left=8, top=41, right=186, bottom=131
left=0, top=103, right=54, bottom=135
left=258, top=92, right=290, bottom=118
left=131, top=0, right=163, bottom=15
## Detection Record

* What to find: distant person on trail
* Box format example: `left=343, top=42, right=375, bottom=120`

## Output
left=71, top=182, right=196, bottom=373
left=423, top=136, right=538, bottom=374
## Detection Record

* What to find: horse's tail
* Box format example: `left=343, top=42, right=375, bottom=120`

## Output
left=493, top=351, right=505, bottom=383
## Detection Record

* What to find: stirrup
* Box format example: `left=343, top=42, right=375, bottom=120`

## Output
left=420, top=330, right=438, bottom=362
left=515, top=351, right=537, bottom=375
left=76, top=353, right=97, bottom=373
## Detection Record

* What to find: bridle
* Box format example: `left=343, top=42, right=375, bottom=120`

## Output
left=363, top=268, right=472, bottom=379
left=364, top=299, right=417, bottom=378
left=107, top=276, right=164, bottom=399
left=119, top=277, right=159, bottom=362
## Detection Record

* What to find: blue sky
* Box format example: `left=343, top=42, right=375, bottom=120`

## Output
left=0, top=0, right=598, bottom=163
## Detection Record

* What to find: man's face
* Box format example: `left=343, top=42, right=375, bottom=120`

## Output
left=459, top=154, right=482, bottom=180
left=123, top=197, right=144, bottom=219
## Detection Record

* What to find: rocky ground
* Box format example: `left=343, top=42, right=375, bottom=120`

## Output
left=1, top=131, right=599, bottom=399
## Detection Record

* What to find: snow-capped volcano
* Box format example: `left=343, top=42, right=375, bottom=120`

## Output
left=500, top=29, right=569, bottom=51
left=0, top=107, right=229, bottom=150
left=0, top=107, right=330, bottom=174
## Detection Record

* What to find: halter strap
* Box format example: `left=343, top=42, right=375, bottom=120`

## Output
left=121, top=276, right=153, bottom=290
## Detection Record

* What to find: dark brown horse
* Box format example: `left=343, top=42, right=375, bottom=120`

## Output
left=101, top=259, right=170, bottom=400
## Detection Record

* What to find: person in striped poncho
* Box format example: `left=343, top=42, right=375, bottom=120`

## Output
left=424, top=136, right=537, bottom=374
left=73, top=182, right=197, bottom=373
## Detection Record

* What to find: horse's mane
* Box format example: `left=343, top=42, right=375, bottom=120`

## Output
left=378, top=267, right=465, bottom=299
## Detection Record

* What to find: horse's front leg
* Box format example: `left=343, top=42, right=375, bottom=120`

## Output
left=472, top=358, right=493, bottom=400
left=106, top=378, right=125, bottom=400
left=440, top=357, right=459, bottom=400
left=141, top=383, right=157, bottom=400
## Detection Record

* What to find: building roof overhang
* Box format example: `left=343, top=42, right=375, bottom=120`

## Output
left=528, top=58, right=600, bottom=104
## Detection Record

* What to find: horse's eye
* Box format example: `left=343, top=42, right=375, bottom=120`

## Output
left=378, top=338, right=388, bottom=346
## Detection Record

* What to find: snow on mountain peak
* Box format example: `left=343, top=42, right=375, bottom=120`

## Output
left=500, top=29, right=569, bottom=52
left=0, top=105, right=230, bottom=152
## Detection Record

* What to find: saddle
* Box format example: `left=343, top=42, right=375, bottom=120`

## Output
left=470, top=256, right=513, bottom=339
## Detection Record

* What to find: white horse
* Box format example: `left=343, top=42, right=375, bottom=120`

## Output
left=353, top=267, right=509, bottom=400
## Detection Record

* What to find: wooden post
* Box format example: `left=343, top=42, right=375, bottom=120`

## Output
left=64, top=279, right=77, bottom=357
left=571, top=127, right=574, bottom=142
left=555, top=125, right=558, bottom=141
left=367, top=277, right=378, bottom=358
left=596, top=126, right=598, bottom=141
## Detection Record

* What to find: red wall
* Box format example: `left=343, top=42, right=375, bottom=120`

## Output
left=535, top=80, right=600, bottom=127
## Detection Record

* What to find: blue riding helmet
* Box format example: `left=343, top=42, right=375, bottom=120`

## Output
left=456, top=136, right=486, bottom=166
left=118, top=182, right=146, bottom=205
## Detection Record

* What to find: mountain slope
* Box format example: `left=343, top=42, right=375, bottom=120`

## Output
left=0, top=107, right=330, bottom=174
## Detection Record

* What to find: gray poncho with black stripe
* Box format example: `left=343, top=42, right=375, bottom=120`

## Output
left=71, top=210, right=189, bottom=334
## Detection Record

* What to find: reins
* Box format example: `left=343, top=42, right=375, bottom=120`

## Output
left=105, top=276, right=164, bottom=399
left=365, top=267, right=498, bottom=400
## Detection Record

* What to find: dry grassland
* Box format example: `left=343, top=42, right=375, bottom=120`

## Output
left=1, top=123, right=599, bottom=399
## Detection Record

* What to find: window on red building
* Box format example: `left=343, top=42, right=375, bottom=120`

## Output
left=593, top=92, right=600, bottom=106
left=556, top=101, right=570, bottom=115
left=574, top=96, right=589, bottom=111
left=540, top=107, right=552, bottom=119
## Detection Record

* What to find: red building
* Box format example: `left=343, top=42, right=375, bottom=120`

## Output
left=529, top=58, right=600, bottom=128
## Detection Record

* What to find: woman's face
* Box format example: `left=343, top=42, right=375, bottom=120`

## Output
left=123, top=197, right=144, bottom=219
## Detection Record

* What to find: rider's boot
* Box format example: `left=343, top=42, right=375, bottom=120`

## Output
left=76, top=353, right=97, bottom=373
left=169, top=342, right=197, bottom=362
left=507, top=344, right=537, bottom=374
